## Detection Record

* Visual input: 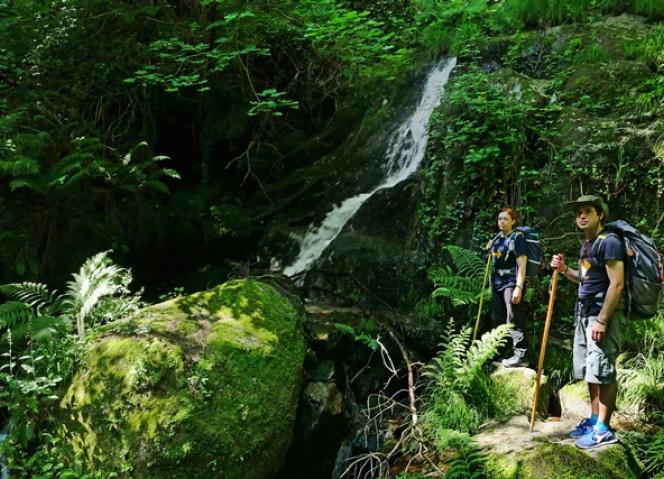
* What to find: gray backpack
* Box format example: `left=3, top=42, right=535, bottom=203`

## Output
left=589, top=220, right=664, bottom=319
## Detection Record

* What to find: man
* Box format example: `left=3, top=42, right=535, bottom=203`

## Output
left=551, top=195, right=625, bottom=449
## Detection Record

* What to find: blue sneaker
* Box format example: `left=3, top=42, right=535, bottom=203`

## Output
left=575, top=427, right=618, bottom=449
left=569, top=418, right=595, bottom=438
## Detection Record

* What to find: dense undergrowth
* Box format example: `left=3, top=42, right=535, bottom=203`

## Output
left=2, top=0, right=664, bottom=477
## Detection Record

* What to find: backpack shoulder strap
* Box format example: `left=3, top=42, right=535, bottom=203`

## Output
left=506, top=230, right=526, bottom=257
left=588, top=232, right=622, bottom=268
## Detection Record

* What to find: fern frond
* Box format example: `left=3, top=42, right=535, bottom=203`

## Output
left=424, top=323, right=472, bottom=388
left=66, top=250, right=132, bottom=337
left=0, top=282, right=58, bottom=312
left=460, top=324, right=511, bottom=388
left=443, top=245, right=487, bottom=280
left=430, top=267, right=486, bottom=306
left=445, top=441, right=488, bottom=479
left=0, top=301, right=35, bottom=329
left=29, top=314, right=72, bottom=341
left=429, top=248, right=491, bottom=306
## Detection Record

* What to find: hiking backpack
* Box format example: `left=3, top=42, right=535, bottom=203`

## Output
left=505, top=226, right=543, bottom=277
left=589, top=220, right=664, bottom=319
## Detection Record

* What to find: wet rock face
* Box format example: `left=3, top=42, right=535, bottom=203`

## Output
left=303, top=179, right=428, bottom=310
left=52, top=279, right=305, bottom=479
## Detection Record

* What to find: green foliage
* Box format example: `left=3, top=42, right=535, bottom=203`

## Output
left=414, top=0, right=495, bottom=55
left=419, top=67, right=559, bottom=243
left=624, top=312, right=664, bottom=355
left=542, top=342, right=574, bottom=391
left=445, top=441, right=488, bottom=479
left=500, top=0, right=664, bottom=27
left=127, top=0, right=409, bottom=102
left=625, top=24, right=664, bottom=72
left=1, top=251, right=140, bottom=342
left=421, top=322, right=510, bottom=434
left=0, top=131, right=179, bottom=277
left=0, top=339, right=75, bottom=449
left=0, top=251, right=143, bottom=475
left=618, top=342, right=664, bottom=421
left=630, top=0, right=664, bottom=19
left=300, top=2, right=410, bottom=82
left=501, top=0, right=601, bottom=28
left=334, top=322, right=378, bottom=350
left=5, top=430, right=104, bottom=479
left=0, top=282, right=70, bottom=344
left=248, top=89, right=299, bottom=117
left=622, top=426, right=664, bottom=477
left=645, top=427, right=664, bottom=476
left=0, top=0, right=417, bottom=281
left=429, top=246, right=489, bottom=308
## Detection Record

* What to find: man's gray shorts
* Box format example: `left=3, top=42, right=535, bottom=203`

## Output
left=573, top=305, right=626, bottom=384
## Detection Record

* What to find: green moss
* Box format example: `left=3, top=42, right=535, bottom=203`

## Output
left=560, top=379, right=589, bottom=400
left=52, top=279, right=305, bottom=479
left=486, top=443, right=641, bottom=479
left=596, top=444, right=643, bottom=479
left=490, top=368, right=549, bottom=417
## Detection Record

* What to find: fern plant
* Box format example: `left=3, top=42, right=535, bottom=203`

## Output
left=421, top=322, right=510, bottom=434
left=65, top=250, right=135, bottom=338
left=445, top=440, right=488, bottom=479
left=423, top=322, right=510, bottom=394
left=0, top=251, right=140, bottom=342
left=0, top=282, right=70, bottom=342
left=429, top=245, right=490, bottom=308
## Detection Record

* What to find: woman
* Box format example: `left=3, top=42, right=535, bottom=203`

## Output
left=488, top=207, right=528, bottom=368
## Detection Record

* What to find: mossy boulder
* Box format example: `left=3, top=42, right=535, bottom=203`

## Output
left=485, top=442, right=641, bottom=479
left=490, top=365, right=550, bottom=416
left=53, top=279, right=305, bottom=479
left=559, top=380, right=590, bottom=419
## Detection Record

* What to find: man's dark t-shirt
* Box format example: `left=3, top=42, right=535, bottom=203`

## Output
left=491, top=232, right=527, bottom=292
left=578, top=233, right=624, bottom=310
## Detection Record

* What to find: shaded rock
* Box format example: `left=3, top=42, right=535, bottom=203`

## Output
left=52, top=279, right=305, bottom=479
left=300, top=361, right=344, bottom=438
left=278, top=304, right=388, bottom=479
left=303, top=178, right=424, bottom=309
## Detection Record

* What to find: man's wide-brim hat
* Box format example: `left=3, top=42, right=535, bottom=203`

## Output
left=566, top=194, right=609, bottom=220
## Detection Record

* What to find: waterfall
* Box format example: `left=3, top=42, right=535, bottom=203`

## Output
left=283, top=58, right=457, bottom=278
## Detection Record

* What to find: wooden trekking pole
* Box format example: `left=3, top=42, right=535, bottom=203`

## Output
left=472, top=253, right=492, bottom=341
left=530, top=270, right=560, bottom=432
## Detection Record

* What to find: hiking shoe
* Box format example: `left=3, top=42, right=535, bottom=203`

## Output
left=569, top=418, right=595, bottom=438
left=501, top=355, right=528, bottom=368
left=575, top=427, right=618, bottom=449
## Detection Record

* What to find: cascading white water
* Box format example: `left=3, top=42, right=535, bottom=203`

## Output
left=283, top=58, right=457, bottom=277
